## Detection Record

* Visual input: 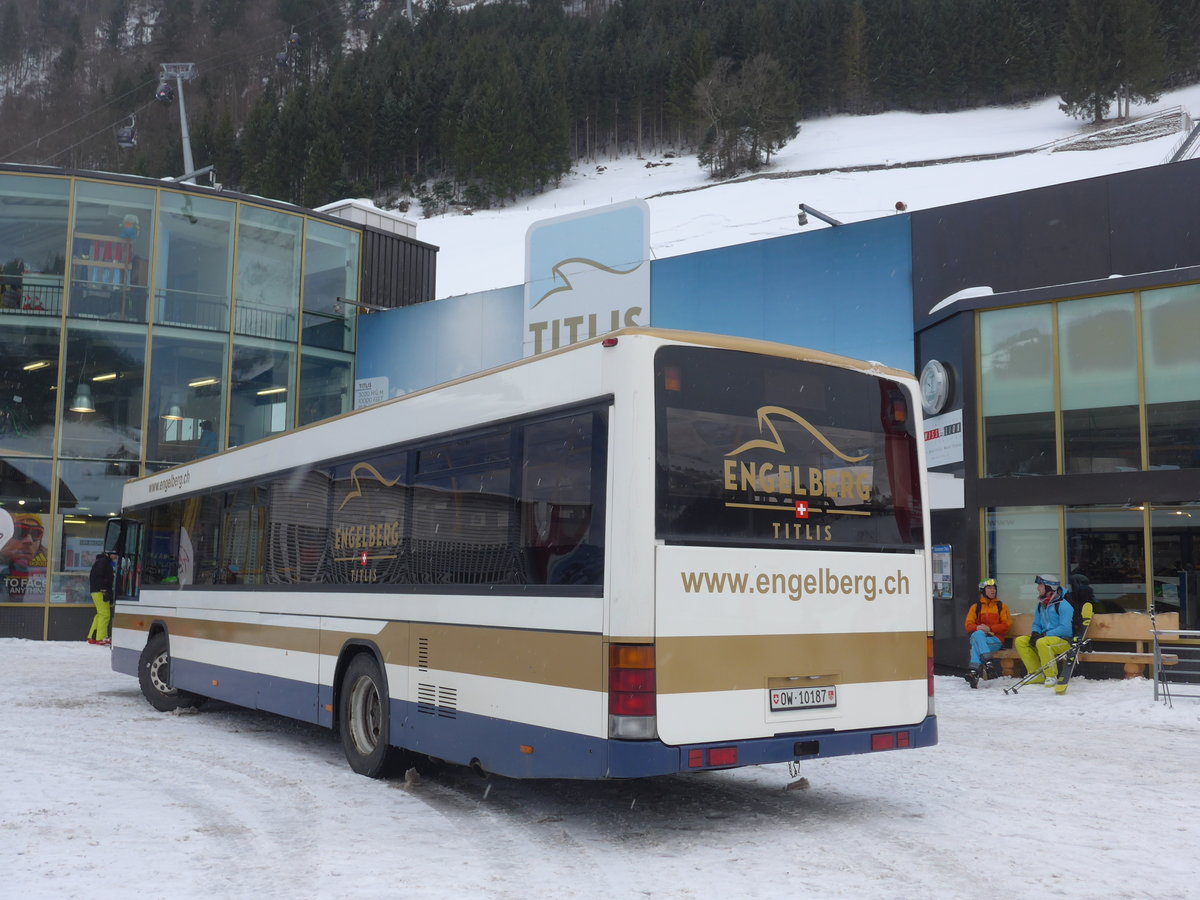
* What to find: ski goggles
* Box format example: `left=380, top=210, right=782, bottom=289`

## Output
left=978, top=578, right=996, bottom=589
left=1034, top=575, right=1060, bottom=588
left=12, top=523, right=44, bottom=542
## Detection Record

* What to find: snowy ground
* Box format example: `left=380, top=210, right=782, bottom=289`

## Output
left=414, top=87, right=1200, bottom=299
left=4, top=639, right=1198, bottom=899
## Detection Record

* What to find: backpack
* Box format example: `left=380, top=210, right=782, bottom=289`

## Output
left=1053, top=593, right=1090, bottom=639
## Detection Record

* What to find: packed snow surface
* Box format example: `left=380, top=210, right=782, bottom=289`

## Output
left=3, top=639, right=1198, bottom=899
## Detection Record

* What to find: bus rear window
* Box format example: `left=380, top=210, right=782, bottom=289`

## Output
left=655, top=347, right=923, bottom=551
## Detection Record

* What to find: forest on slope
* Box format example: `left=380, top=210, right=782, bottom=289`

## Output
left=1, top=0, right=1197, bottom=211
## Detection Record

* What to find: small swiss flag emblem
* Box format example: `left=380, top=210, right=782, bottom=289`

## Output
left=794, top=501, right=809, bottom=519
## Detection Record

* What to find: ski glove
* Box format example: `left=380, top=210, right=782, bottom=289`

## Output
left=1029, top=632, right=1044, bottom=645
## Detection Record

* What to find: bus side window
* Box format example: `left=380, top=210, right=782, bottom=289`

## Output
left=521, top=413, right=603, bottom=586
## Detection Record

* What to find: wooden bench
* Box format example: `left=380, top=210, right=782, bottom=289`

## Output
left=989, top=611, right=1180, bottom=679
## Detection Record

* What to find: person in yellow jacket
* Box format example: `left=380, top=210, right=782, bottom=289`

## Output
left=964, top=577, right=1011, bottom=688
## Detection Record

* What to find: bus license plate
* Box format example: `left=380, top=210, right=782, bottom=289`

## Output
left=770, top=686, right=837, bottom=711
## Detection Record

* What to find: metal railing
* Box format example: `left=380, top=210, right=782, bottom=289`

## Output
left=1151, top=606, right=1200, bottom=706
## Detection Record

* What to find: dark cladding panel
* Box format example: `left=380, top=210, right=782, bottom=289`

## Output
left=360, top=228, right=437, bottom=310
left=912, top=177, right=1112, bottom=322
left=1109, top=158, right=1200, bottom=274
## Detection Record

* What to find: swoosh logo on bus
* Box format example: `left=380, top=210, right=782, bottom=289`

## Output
left=337, top=463, right=403, bottom=511
left=727, top=406, right=868, bottom=463
left=530, top=257, right=643, bottom=309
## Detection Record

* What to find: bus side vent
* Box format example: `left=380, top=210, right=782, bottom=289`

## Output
left=437, top=686, right=457, bottom=718
left=417, top=682, right=437, bottom=715
left=417, top=637, right=430, bottom=673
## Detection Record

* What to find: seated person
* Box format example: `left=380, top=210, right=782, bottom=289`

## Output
left=964, top=577, right=1011, bottom=687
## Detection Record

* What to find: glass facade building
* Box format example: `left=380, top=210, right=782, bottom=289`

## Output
left=0, top=167, right=434, bottom=639
left=912, top=159, right=1200, bottom=663
left=978, top=284, right=1200, bottom=616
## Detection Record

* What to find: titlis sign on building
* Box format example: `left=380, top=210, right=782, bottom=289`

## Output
left=523, top=199, right=651, bottom=356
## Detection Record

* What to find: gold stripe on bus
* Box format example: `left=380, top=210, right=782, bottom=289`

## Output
left=394, top=622, right=605, bottom=692
left=656, top=632, right=927, bottom=694
left=723, top=502, right=872, bottom=516
left=122, top=614, right=606, bottom=692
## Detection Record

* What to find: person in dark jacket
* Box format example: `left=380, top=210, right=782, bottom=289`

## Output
left=87, top=551, right=116, bottom=645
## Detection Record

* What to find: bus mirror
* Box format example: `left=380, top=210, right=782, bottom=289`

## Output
left=104, top=517, right=139, bottom=556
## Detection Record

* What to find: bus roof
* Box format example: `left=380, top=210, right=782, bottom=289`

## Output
left=122, top=328, right=914, bottom=508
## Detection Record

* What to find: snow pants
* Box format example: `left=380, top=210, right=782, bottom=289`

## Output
left=1014, top=634, right=1070, bottom=681
left=968, top=631, right=1003, bottom=666
left=87, top=591, right=111, bottom=642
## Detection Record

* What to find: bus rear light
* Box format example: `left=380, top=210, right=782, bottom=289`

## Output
left=609, top=691, right=655, bottom=716
left=927, top=636, right=936, bottom=715
left=609, top=643, right=657, bottom=738
left=687, top=747, right=738, bottom=768
left=610, top=668, right=654, bottom=693
left=707, top=747, right=737, bottom=767
left=871, top=731, right=912, bottom=751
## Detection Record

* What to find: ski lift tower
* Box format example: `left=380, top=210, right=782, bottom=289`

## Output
left=160, top=63, right=198, bottom=182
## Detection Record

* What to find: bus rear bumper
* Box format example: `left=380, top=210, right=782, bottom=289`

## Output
left=606, top=715, right=938, bottom=778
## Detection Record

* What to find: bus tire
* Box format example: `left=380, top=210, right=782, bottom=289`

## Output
left=138, top=632, right=203, bottom=712
left=339, top=653, right=399, bottom=778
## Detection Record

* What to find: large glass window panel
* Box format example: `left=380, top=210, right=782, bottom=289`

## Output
left=1066, top=505, right=1146, bottom=612
left=0, top=173, right=69, bottom=318
left=1058, top=294, right=1140, bottom=473
left=985, top=505, right=1060, bottom=614
left=55, top=462, right=137, bottom=605
left=154, top=191, right=235, bottom=331
left=0, top=322, right=61, bottom=456
left=298, top=348, right=353, bottom=426
left=69, top=181, right=154, bottom=323
left=1142, top=283, right=1200, bottom=470
left=58, top=322, right=145, bottom=460
left=980, top=305, right=1056, bottom=477
left=229, top=338, right=295, bottom=448
left=1149, top=503, right=1200, bottom=627
left=0, top=458, right=51, bottom=604
left=302, top=220, right=359, bottom=352
left=146, top=328, right=228, bottom=464
left=234, top=206, right=302, bottom=341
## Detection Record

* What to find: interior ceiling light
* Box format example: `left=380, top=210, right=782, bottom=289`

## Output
left=22, top=360, right=51, bottom=371
left=70, top=384, right=95, bottom=413
left=188, top=377, right=220, bottom=388
left=91, top=372, right=117, bottom=382
left=256, top=386, right=287, bottom=396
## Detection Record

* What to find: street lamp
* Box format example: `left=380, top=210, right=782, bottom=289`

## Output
left=797, top=203, right=844, bottom=227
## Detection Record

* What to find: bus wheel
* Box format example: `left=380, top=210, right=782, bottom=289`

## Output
left=339, top=653, right=398, bottom=778
left=138, top=632, right=202, bottom=712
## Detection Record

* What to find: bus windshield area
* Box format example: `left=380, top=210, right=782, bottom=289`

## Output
left=655, top=346, right=923, bottom=552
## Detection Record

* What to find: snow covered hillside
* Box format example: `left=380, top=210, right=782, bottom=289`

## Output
left=415, top=86, right=1200, bottom=299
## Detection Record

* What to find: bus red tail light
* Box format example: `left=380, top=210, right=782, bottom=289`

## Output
left=608, top=644, right=657, bottom=739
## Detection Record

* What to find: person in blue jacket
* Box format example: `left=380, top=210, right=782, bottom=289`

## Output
left=1013, top=574, right=1073, bottom=684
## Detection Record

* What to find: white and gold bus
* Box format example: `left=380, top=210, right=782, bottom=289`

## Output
left=109, top=328, right=936, bottom=779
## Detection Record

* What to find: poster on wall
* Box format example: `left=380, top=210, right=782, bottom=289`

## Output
left=932, top=543, right=953, bottom=600
left=924, top=409, right=964, bottom=468
left=523, top=200, right=651, bottom=357
left=0, top=509, right=48, bottom=602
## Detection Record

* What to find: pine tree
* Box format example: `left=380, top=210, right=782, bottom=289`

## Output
left=1058, top=0, right=1166, bottom=123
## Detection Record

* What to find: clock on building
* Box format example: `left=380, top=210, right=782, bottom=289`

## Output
left=919, top=359, right=951, bottom=416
